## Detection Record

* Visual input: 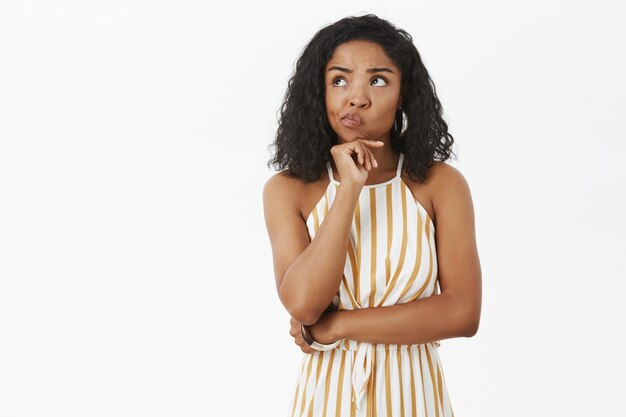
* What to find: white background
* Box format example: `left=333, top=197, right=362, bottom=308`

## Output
left=1, top=1, right=625, bottom=416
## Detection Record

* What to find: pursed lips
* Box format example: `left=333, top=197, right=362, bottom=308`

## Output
left=341, top=113, right=362, bottom=128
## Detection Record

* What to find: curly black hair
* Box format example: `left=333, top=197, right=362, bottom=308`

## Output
left=267, top=14, right=456, bottom=184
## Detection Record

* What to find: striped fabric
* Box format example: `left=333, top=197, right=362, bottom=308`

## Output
left=287, top=153, right=454, bottom=417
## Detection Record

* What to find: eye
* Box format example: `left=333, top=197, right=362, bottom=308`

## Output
left=332, top=77, right=348, bottom=87
left=371, top=77, right=388, bottom=87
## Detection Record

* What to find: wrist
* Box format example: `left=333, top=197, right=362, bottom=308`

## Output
left=301, top=311, right=345, bottom=352
left=301, top=322, right=342, bottom=352
left=326, top=311, right=343, bottom=342
left=310, top=311, right=343, bottom=343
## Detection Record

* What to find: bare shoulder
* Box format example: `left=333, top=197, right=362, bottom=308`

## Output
left=429, top=160, right=465, bottom=180
left=428, top=161, right=473, bottom=203
left=264, top=169, right=330, bottom=223
left=264, top=170, right=300, bottom=198
left=401, top=160, right=469, bottom=225
left=427, top=160, right=476, bottom=234
left=263, top=170, right=307, bottom=214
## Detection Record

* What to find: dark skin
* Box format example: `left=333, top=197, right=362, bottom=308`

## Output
left=263, top=40, right=482, bottom=354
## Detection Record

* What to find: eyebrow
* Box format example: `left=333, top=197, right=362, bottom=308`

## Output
left=327, top=66, right=395, bottom=74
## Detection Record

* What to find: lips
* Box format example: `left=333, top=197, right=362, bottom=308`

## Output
left=341, top=113, right=361, bottom=128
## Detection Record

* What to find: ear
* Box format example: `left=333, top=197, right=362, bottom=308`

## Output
left=397, top=97, right=403, bottom=109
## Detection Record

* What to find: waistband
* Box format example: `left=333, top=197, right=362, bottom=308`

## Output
left=337, top=339, right=441, bottom=351
left=334, top=339, right=440, bottom=410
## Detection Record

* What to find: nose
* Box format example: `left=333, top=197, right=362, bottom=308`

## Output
left=350, top=97, right=369, bottom=108
left=349, top=86, right=370, bottom=108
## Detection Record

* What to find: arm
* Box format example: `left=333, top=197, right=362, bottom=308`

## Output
left=263, top=172, right=361, bottom=325
left=310, top=164, right=482, bottom=344
left=315, top=293, right=475, bottom=346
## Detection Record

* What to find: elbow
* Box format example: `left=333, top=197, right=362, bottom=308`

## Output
left=455, top=302, right=480, bottom=338
left=460, top=309, right=480, bottom=337
left=279, top=286, right=322, bottom=325
left=462, top=318, right=480, bottom=337
left=447, top=290, right=481, bottom=338
left=289, top=308, right=322, bottom=326
left=285, top=301, right=322, bottom=325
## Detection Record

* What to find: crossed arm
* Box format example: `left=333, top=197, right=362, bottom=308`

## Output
left=310, top=164, right=482, bottom=344
left=265, top=162, right=482, bottom=349
left=307, top=290, right=480, bottom=347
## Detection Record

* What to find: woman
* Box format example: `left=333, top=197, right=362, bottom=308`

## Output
left=263, top=14, right=482, bottom=417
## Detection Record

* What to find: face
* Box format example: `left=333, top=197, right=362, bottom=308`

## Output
left=324, top=40, right=402, bottom=144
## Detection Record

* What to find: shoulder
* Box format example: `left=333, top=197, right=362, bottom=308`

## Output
left=428, top=161, right=475, bottom=224
left=263, top=170, right=307, bottom=219
left=429, top=161, right=468, bottom=185
left=263, top=170, right=299, bottom=192
left=263, top=170, right=304, bottom=201
left=401, top=160, right=462, bottom=224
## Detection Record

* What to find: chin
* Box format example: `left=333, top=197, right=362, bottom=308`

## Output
left=338, top=135, right=366, bottom=143
left=345, top=129, right=371, bottom=140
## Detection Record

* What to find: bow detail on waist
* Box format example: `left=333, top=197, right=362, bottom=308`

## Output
left=351, top=342, right=372, bottom=410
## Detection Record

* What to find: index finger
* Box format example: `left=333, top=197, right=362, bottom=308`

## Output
left=359, top=139, right=384, bottom=145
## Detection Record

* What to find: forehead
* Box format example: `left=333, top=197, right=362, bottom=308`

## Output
left=326, top=40, right=397, bottom=70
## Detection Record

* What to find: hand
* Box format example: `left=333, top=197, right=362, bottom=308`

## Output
left=330, top=139, right=384, bottom=187
left=289, top=311, right=341, bottom=354
left=289, top=317, right=317, bottom=354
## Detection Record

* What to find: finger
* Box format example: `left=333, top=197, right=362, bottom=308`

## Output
left=361, top=143, right=372, bottom=170
left=362, top=143, right=375, bottom=170
left=354, top=145, right=363, bottom=166
left=364, top=143, right=378, bottom=168
left=295, top=338, right=314, bottom=354
left=362, top=140, right=378, bottom=167
left=370, top=148, right=378, bottom=168
left=356, top=143, right=369, bottom=170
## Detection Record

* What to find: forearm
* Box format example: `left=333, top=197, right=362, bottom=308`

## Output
left=280, top=184, right=361, bottom=324
left=329, top=293, right=477, bottom=345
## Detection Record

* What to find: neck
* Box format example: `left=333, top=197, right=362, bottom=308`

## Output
left=369, top=145, right=400, bottom=172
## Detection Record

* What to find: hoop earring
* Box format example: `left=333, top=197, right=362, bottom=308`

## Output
left=394, top=109, right=408, bottom=137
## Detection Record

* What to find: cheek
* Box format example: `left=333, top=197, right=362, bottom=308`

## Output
left=379, top=96, right=395, bottom=111
left=384, top=106, right=398, bottom=122
left=370, top=97, right=400, bottom=134
left=325, top=90, right=341, bottom=111
left=325, top=92, right=343, bottom=125
left=377, top=96, right=399, bottom=119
